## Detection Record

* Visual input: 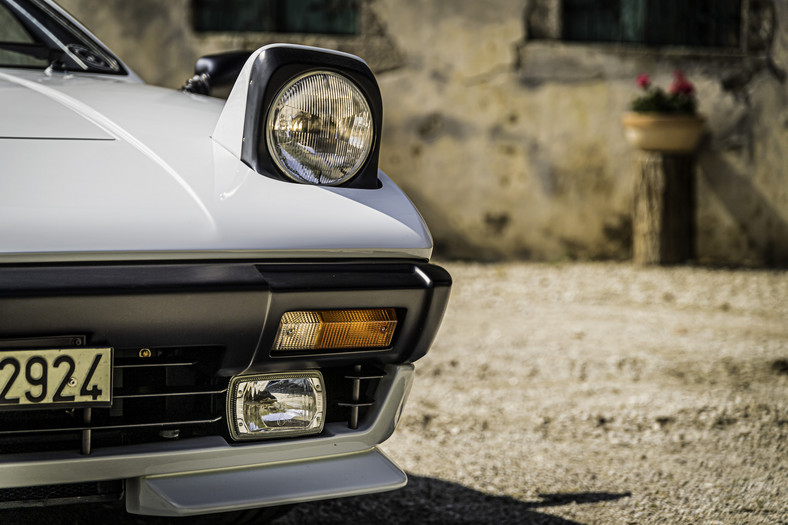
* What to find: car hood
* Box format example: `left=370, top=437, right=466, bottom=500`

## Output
left=0, top=69, right=432, bottom=262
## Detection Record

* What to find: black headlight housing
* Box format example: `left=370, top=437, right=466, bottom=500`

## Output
left=239, top=45, right=383, bottom=189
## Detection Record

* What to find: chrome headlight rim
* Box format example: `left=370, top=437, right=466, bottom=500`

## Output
left=265, top=70, right=375, bottom=187
left=227, top=370, right=326, bottom=441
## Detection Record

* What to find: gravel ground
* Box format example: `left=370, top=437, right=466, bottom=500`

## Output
left=279, top=261, right=788, bottom=524
left=4, top=261, right=787, bottom=524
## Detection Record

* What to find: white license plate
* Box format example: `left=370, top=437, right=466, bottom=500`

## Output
left=0, top=347, right=112, bottom=409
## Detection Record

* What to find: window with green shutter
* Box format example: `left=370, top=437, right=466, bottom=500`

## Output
left=562, top=0, right=742, bottom=49
left=192, top=0, right=359, bottom=35
left=525, top=0, right=776, bottom=55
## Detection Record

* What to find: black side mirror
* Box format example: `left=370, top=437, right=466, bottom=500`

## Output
left=182, top=50, right=253, bottom=96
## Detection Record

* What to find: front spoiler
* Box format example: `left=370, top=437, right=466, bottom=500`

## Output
left=127, top=447, right=406, bottom=516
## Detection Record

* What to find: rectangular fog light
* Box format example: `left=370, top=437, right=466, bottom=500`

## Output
left=228, top=371, right=325, bottom=441
left=274, top=308, right=397, bottom=352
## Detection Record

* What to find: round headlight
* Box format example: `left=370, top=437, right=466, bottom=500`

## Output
left=266, top=71, right=374, bottom=186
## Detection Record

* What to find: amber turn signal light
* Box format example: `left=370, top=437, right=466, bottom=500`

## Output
left=274, top=308, right=397, bottom=351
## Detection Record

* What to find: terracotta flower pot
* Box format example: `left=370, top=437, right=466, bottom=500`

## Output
left=622, top=112, right=705, bottom=153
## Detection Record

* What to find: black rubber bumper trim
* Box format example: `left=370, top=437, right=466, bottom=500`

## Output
left=0, top=260, right=451, bottom=374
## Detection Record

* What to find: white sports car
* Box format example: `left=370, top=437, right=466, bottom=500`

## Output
left=0, top=0, right=450, bottom=519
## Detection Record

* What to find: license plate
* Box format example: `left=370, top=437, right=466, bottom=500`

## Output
left=0, top=347, right=112, bottom=409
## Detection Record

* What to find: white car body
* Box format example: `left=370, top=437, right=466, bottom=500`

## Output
left=0, top=0, right=450, bottom=518
left=0, top=67, right=432, bottom=262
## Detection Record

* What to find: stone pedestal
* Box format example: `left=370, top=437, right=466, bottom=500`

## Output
left=632, top=152, right=695, bottom=265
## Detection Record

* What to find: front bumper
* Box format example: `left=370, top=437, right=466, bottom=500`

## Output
left=0, top=259, right=451, bottom=514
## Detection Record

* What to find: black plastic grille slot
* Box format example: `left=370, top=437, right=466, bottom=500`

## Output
left=0, top=480, right=122, bottom=509
left=0, top=346, right=227, bottom=454
left=333, top=364, right=386, bottom=429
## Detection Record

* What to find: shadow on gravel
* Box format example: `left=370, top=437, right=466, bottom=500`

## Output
left=276, top=474, right=631, bottom=524
left=0, top=476, right=631, bottom=525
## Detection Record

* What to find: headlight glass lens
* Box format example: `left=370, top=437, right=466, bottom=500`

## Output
left=228, top=372, right=325, bottom=440
left=266, top=71, right=374, bottom=185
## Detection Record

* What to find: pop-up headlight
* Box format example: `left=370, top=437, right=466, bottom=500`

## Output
left=228, top=372, right=325, bottom=441
left=212, top=44, right=383, bottom=189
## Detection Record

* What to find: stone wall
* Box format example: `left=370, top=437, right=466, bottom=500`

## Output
left=58, top=0, right=788, bottom=266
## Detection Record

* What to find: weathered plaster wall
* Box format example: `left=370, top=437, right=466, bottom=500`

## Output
left=374, top=0, right=637, bottom=261
left=373, top=0, right=788, bottom=264
left=59, top=0, right=788, bottom=265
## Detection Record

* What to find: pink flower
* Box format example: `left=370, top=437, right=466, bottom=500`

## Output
left=636, top=74, right=651, bottom=90
left=669, top=69, right=695, bottom=96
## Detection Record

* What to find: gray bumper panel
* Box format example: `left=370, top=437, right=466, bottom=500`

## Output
left=126, top=448, right=406, bottom=516
left=0, top=365, right=413, bottom=492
